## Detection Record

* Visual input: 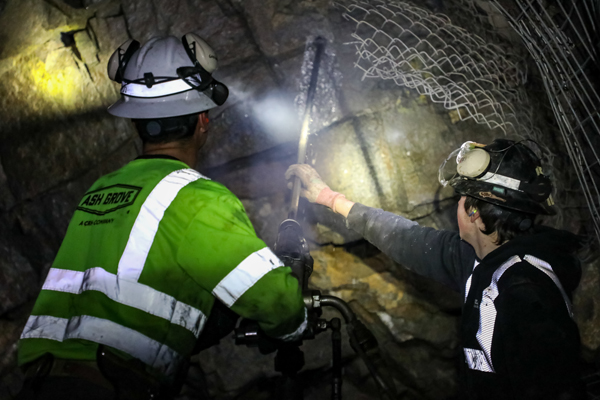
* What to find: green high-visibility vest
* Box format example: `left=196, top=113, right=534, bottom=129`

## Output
left=19, top=157, right=305, bottom=376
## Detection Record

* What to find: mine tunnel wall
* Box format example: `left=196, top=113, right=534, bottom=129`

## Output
left=0, top=0, right=599, bottom=399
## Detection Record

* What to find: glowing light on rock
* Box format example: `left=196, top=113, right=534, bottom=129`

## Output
left=31, top=56, right=79, bottom=106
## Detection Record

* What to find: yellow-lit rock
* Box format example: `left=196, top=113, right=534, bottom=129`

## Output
left=311, top=246, right=458, bottom=349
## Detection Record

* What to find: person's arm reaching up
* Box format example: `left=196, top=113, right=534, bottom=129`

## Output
left=285, top=164, right=477, bottom=292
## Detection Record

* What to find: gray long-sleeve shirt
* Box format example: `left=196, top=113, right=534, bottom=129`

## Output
left=347, top=203, right=477, bottom=295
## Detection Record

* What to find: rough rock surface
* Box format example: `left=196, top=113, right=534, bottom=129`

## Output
left=574, top=257, right=600, bottom=360
left=0, top=0, right=599, bottom=399
left=310, top=246, right=460, bottom=397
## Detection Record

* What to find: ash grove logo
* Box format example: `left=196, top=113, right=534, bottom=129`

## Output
left=77, top=184, right=142, bottom=216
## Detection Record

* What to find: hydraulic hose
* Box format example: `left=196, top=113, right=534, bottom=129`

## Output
left=320, top=295, right=397, bottom=399
left=320, top=295, right=356, bottom=323
left=331, top=318, right=342, bottom=400
left=346, top=328, right=396, bottom=399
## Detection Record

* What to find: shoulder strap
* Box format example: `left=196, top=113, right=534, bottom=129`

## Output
left=471, top=255, right=523, bottom=373
left=522, top=254, right=573, bottom=318
left=468, top=254, right=573, bottom=374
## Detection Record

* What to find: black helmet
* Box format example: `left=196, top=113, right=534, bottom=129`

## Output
left=439, top=139, right=556, bottom=215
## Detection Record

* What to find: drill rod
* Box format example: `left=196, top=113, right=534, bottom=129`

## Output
left=289, top=36, right=326, bottom=220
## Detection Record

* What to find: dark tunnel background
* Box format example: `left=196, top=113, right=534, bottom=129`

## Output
left=1, top=0, right=600, bottom=399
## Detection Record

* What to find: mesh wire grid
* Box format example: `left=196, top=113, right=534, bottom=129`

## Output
left=337, top=0, right=600, bottom=242
left=484, top=0, right=600, bottom=244
left=337, top=1, right=531, bottom=134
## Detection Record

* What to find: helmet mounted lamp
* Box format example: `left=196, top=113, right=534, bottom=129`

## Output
left=439, top=140, right=555, bottom=215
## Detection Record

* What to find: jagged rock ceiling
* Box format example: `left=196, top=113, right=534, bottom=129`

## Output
left=0, top=0, right=599, bottom=399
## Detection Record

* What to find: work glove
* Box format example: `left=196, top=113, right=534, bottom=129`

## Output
left=285, top=164, right=345, bottom=211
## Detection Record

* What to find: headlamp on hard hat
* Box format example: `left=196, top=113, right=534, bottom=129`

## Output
left=439, top=139, right=555, bottom=215
left=175, top=67, right=229, bottom=106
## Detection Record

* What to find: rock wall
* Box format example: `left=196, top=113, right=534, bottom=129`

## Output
left=0, top=0, right=599, bottom=399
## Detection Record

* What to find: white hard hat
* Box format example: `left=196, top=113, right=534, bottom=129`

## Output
left=107, top=34, right=228, bottom=119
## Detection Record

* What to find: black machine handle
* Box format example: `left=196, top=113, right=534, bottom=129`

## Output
left=235, top=289, right=397, bottom=400
left=275, top=219, right=313, bottom=291
left=305, top=292, right=397, bottom=399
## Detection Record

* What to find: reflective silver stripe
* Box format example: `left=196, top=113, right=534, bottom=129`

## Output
left=475, top=255, right=522, bottom=373
left=21, top=315, right=68, bottom=341
left=43, top=267, right=206, bottom=337
left=213, top=247, right=284, bottom=307
left=480, top=172, right=521, bottom=191
left=464, top=348, right=494, bottom=372
left=468, top=254, right=574, bottom=374
left=21, top=315, right=182, bottom=376
left=523, top=255, right=573, bottom=317
left=118, top=169, right=208, bottom=281
left=122, top=79, right=192, bottom=98
left=464, top=260, right=480, bottom=302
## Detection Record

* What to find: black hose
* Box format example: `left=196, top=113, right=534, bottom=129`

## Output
left=320, top=296, right=356, bottom=323
left=320, top=296, right=397, bottom=399
left=331, top=318, right=342, bottom=400
left=346, top=327, right=396, bottom=400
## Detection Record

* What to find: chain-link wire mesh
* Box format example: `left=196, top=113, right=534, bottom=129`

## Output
left=444, top=0, right=520, bottom=45
left=336, top=0, right=562, bottom=219
left=336, top=0, right=600, bottom=238
left=336, top=0, right=540, bottom=132
left=483, top=0, right=600, bottom=244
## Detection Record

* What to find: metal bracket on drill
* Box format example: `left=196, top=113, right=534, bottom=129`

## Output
left=303, top=290, right=322, bottom=310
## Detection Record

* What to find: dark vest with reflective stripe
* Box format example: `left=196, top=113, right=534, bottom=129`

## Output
left=460, top=254, right=575, bottom=399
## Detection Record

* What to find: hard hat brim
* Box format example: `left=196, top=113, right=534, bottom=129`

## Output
left=107, top=89, right=218, bottom=119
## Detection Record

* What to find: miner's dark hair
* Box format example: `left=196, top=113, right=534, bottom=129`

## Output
left=464, top=196, right=536, bottom=245
left=132, top=113, right=199, bottom=144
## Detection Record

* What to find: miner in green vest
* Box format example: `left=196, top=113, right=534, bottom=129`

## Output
left=17, top=34, right=307, bottom=400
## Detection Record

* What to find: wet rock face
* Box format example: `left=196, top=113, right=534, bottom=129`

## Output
left=1, top=0, right=599, bottom=399
left=310, top=246, right=461, bottom=397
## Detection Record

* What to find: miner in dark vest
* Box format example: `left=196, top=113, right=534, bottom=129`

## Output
left=287, top=140, right=585, bottom=399
left=16, top=34, right=307, bottom=399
